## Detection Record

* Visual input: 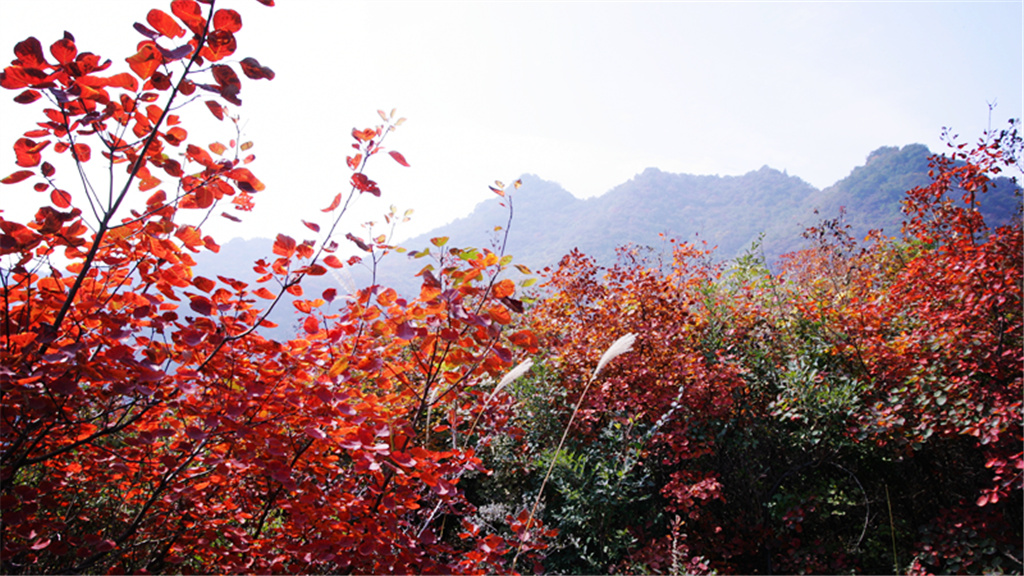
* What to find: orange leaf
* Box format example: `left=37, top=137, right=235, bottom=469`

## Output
left=488, top=305, right=511, bottom=325
left=170, top=0, right=207, bottom=36
left=50, top=189, right=71, bottom=208
left=352, top=128, right=376, bottom=142
left=253, top=287, right=275, bottom=299
left=224, top=167, right=263, bottom=192
left=126, top=41, right=162, bottom=80
left=273, top=234, right=295, bottom=257
left=103, top=72, right=139, bottom=91
left=14, top=138, right=49, bottom=167
left=192, top=276, right=215, bottom=293
left=147, top=9, right=186, bottom=38
left=164, top=127, right=187, bottom=146
left=324, top=255, right=344, bottom=268
left=377, top=287, right=398, bottom=307
left=509, top=329, right=538, bottom=350
left=492, top=278, right=515, bottom=299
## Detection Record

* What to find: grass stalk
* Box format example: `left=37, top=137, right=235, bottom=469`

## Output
left=886, top=483, right=899, bottom=574
left=510, top=334, right=636, bottom=572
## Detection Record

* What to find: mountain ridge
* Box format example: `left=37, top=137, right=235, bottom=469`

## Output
left=196, top=143, right=1021, bottom=337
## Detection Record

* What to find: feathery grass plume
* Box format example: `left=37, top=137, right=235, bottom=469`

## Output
left=464, top=359, right=536, bottom=450
left=593, top=333, right=637, bottom=379
left=490, top=358, right=534, bottom=402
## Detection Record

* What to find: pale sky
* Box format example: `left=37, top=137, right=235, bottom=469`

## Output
left=1, top=1, right=1021, bottom=244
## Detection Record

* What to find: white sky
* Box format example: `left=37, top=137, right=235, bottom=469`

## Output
left=1, top=1, right=1021, bottom=244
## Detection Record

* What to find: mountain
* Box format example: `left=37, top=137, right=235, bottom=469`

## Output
left=195, top=144, right=1022, bottom=338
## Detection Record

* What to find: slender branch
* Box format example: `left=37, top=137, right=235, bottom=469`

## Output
left=36, top=15, right=213, bottom=360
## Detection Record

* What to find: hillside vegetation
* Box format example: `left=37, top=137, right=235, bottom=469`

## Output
left=1, top=2, right=1021, bottom=573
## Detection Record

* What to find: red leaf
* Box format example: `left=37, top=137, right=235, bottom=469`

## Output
left=192, top=276, right=216, bottom=293
left=14, top=138, right=49, bottom=167
left=351, top=173, right=380, bottom=196
left=304, top=425, right=327, bottom=440
left=186, top=144, right=214, bottom=167
left=303, top=315, right=319, bottom=335
left=14, top=37, right=48, bottom=68
left=13, top=89, right=41, bottom=104
left=254, top=287, right=275, bottom=299
left=346, top=233, right=371, bottom=252
left=189, top=296, right=213, bottom=316
left=213, top=9, right=243, bottom=33
left=324, top=255, right=344, bottom=268
left=205, top=100, right=225, bottom=121
left=321, top=193, right=342, bottom=212
left=202, top=30, right=237, bottom=63
left=49, top=38, right=77, bottom=65
left=211, top=64, right=241, bottom=104
left=147, top=9, right=185, bottom=38
left=273, top=234, right=296, bottom=257
left=224, top=167, right=263, bottom=191
left=389, top=150, right=410, bottom=167
left=352, top=128, right=376, bottom=142
left=103, top=72, right=139, bottom=91
left=302, top=220, right=320, bottom=233
left=126, top=42, right=162, bottom=80
left=72, top=143, right=90, bottom=162
left=50, top=189, right=71, bottom=208
left=2, top=170, right=34, bottom=184
left=239, top=57, right=275, bottom=80
left=164, top=127, right=187, bottom=146
left=170, top=0, right=207, bottom=36
left=392, top=451, right=416, bottom=468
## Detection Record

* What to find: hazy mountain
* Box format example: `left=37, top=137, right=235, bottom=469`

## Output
left=195, top=144, right=1022, bottom=338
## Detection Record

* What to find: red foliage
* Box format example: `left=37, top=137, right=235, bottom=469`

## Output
left=0, top=3, right=538, bottom=574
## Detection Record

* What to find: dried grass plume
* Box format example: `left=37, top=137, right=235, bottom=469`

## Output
left=593, top=333, right=637, bottom=379
left=490, top=358, right=534, bottom=402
